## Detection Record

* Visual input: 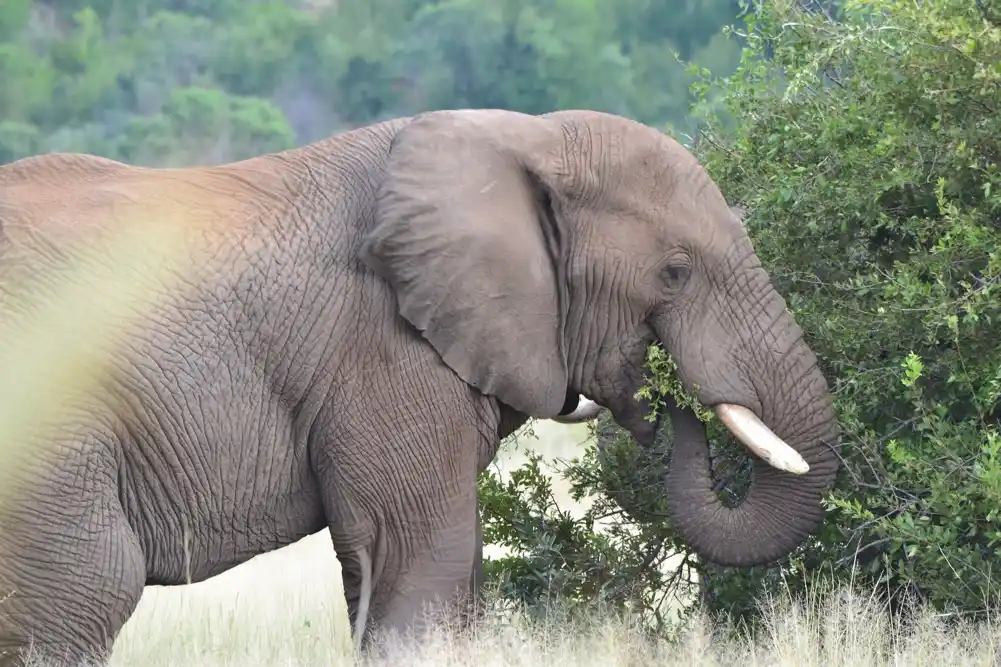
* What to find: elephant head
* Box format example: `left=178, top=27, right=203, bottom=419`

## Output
left=362, top=109, right=839, bottom=567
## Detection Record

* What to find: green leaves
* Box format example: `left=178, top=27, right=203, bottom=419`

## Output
left=900, top=352, right=924, bottom=389
left=695, top=0, right=1001, bottom=618
left=634, top=345, right=713, bottom=424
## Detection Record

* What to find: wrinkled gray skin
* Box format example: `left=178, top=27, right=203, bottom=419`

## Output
left=0, top=109, right=839, bottom=666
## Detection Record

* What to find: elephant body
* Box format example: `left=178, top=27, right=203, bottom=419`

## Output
left=0, top=110, right=838, bottom=665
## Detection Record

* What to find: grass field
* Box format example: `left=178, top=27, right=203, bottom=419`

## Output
left=12, top=421, right=1001, bottom=666
left=105, top=584, right=1001, bottom=667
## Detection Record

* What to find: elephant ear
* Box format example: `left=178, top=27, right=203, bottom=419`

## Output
left=361, top=110, right=570, bottom=418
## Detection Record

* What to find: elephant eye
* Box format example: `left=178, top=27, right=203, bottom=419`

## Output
left=662, top=263, right=690, bottom=289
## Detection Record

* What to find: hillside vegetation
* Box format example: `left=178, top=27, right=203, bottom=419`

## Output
left=0, top=0, right=743, bottom=165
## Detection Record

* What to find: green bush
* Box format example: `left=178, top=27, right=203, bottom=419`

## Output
left=480, top=0, right=1001, bottom=630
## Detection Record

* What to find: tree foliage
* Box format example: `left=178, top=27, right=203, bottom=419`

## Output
left=709, top=0, right=1001, bottom=617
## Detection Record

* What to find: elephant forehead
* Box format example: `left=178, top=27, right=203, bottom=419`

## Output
left=571, top=134, right=728, bottom=227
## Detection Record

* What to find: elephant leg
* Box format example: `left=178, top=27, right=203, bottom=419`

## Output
left=374, top=499, right=480, bottom=641
left=0, top=455, right=145, bottom=667
left=318, top=404, right=487, bottom=653
left=331, top=483, right=480, bottom=653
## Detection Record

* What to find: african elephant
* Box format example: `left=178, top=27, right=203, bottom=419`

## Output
left=0, top=108, right=839, bottom=666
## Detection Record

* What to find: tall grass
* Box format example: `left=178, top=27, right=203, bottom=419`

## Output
left=90, top=568, right=1001, bottom=666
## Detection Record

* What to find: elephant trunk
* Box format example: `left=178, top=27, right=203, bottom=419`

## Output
left=663, top=344, right=840, bottom=567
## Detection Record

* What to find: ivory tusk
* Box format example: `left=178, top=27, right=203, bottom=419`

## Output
left=715, top=403, right=810, bottom=475
left=552, top=396, right=604, bottom=423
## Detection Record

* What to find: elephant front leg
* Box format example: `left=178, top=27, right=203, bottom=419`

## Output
left=315, top=408, right=489, bottom=654
left=379, top=503, right=481, bottom=639
left=331, top=487, right=481, bottom=653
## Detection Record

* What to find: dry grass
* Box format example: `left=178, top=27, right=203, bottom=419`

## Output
left=98, top=576, right=1001, bottom=667
left=33, top=561, right=1001, bottom=667
left=10, top=422, right=1000, bottom=666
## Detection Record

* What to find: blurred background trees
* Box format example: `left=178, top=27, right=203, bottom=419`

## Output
left=0, top=0, right=744, bottom=165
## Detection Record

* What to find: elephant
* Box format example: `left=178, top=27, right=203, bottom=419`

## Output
left=0, top=108, right=840, bottom=666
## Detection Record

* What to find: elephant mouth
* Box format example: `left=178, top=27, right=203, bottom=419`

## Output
left=641, top=340, right=810, bottom=475
left=560, top=331, right=811, bottom=476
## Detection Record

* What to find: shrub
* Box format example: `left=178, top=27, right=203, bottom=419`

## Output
left=479, top=0, right=1001, bottom=632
